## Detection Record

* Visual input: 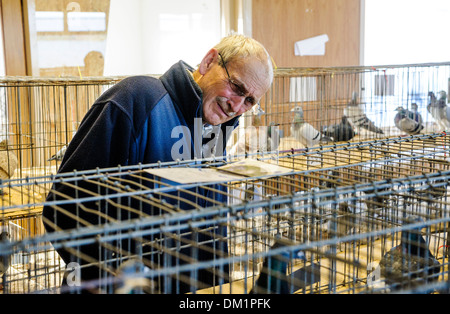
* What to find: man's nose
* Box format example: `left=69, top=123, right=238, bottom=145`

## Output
left=229, top=95, right=246, bottom=114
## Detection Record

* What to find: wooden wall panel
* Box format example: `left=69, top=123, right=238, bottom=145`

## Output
left=252, top=0, right=361, bottom=67
left=1, top=0, right=28, bottom=75
left=0, top=1, right=36, bottom=169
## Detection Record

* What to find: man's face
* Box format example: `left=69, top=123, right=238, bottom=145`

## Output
left=195, top=49, right=271, bottom=126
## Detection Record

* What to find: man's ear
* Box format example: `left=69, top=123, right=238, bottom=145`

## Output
left=198, top=48, right=219, bottom=75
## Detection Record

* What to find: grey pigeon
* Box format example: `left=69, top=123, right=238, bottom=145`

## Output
left=322, top=116, right=355, bottom=142
left=291, top=106, right=332, bottom=147
left=427, top=91, right=450, bottom=131
left=344, top=91, right=383, bottom=134
left=378, top=216, right=441, bottom=293
left=394, top=104, right=424, bottom=135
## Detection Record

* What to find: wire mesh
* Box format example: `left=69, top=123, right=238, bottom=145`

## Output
left=0, top=132, right=448, bottom=294
left=238, top=62, right=450, bottom=156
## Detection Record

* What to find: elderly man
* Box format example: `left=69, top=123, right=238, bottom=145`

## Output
left=43, top=34, right=273, bottom=293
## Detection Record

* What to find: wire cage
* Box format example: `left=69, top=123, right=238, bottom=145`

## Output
left=0, top=62, right=448, bottom=177
left=0, top=132, right=449, bottom=294
left=0, top=62, right=450, bottom=294
left=0, top=76, right=125, bottom=179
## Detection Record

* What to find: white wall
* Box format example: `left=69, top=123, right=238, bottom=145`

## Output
left=104, top=0, right=221, bottom=76
left=364, top=0, right=450, bottom=65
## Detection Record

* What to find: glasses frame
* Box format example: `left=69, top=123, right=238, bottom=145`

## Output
left=218, top=53, right=259, bottom=109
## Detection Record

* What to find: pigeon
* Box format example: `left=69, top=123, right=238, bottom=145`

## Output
left=322, top=115, right=355, bottom=142
left=250, top=240, right=306, bottom=294
left=378, top=216, right=441, bottom=293
left=0, top=230, right=11, bottom=289
left=344, top=91, right=384, bottom=134
left=394, top=104, right=424, bottom=135
left=290, top=106, right=333, bottom=147
left=114, top=258, right=157, bottom=294
left=427, top=91, right=450, bottom=131
left=48, top=145, right=67, bottom=162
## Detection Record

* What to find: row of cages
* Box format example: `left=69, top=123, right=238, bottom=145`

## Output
left=0, top=62, right=449, bottom=294
left=0, top=133, right=449, bottom=294
left=0, top=62, right=448, bottom=179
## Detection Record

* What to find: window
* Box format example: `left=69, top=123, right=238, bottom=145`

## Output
left=104, top=0, right=221, bottom=75
left=31, top=0, right=222, bottom=77
left=33, top=0, right=109, bottom=77
left=364, top=0, right=450, bottom=65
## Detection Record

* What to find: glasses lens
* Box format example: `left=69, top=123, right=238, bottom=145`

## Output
left=220, top=53, right=258, bottom=108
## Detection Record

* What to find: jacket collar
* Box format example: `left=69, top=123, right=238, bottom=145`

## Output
left=160, top=60, right=202, bottom=123
left=160, top=60, right=240, bottom=140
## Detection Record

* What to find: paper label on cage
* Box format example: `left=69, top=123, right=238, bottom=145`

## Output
left=218, top=159, right=292, bottom=177
left=145, top=167, right=244, bottom=184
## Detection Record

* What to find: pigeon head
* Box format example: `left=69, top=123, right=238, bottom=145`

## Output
left=394, top=106, right=407, bottom=119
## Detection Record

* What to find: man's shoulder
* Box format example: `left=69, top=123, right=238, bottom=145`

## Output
left=120, top=75, right=161, bottom=85
left=96, top=75, right=167, bottom=106
left=117, top=75, right=165, bottom=94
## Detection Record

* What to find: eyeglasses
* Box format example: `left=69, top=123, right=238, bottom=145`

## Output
left=218, top=53, right=258, bottom=109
